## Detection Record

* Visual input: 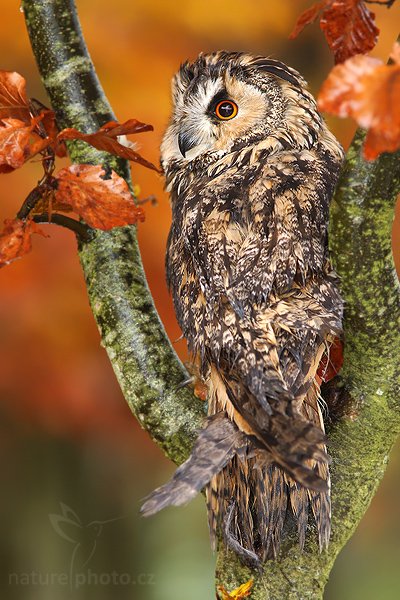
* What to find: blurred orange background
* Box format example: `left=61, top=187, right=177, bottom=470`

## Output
left=0, top=1, right=399, bottom=599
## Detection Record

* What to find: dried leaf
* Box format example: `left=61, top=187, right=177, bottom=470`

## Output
left=0, top=116, right=50, bottom=172
left=54, top=164, right=145, bottom=230
left=319, top=54, right=382, bottom=116
left=40, top=110, right=67, bottom=157
left=194, top=379, right=208, bottom=401
left=217, top=580, right=254, bottom=600
left=289, top=0, right=328, bottom=39
left=96, top=119, right=153, bottom=137
left=0, top=118, right=32, bottom=171
left=0, top=71, right=57, bottom=171
left=318, top=45, right=400, bottom=159
left=320, top=0, right=379, bottom=64
left=57, top=119, right=159, bottom=171
left=0, top=74, right=157, bottom=170
left=0, top=71, right=31, bottom=121
left=317, top=338, right=344, bottom=383
left=290, top=1, right=380, bottom=63
left=0, top=218, right=48, bottom=268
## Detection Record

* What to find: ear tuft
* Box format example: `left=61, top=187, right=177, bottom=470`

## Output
left=178, top=61, right=195, bottom=86
left=250, top=57, right=305, bottom=89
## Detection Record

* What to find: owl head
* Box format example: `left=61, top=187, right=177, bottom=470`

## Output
left=161, top=51, right=324, bottom=171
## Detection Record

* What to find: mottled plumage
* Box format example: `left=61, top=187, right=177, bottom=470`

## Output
left=141, top=51, right=344, bottom=565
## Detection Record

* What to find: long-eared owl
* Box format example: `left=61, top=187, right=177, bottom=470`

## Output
left=142, top=51, right=344, bottom=566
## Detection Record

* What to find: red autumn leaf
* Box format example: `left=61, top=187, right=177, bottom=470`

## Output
left=318, top=44, right=400, bottom=159
left=57, top=119, right=159, bottom=171
left=0, top=71, right=31, bottom=122
left=0, top=70, right=39, bottom=172
left=289, top=0, right=328, bottom=39
left=0, top=116, right=51, bottom=173
left=320, top=0, right=379, bottom=63
left=0, top=118, right=32, bottom=171
left=96, top=119, right=153, bottom=137
left=0, top=218, right=48, bottom=268
left=54, top=164, right=145, bottom=230
left=194, top=379, right=209, bottom=401
left=0, top=71, right=64, bottom=167
left=317, top=338, right=344, bottom=383
left=40, top=110, right=67, bottom=157
left=290, top=1, right=380, bottom=63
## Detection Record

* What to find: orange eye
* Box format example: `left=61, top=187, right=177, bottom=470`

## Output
left=215, top=100, right=238, bottom=120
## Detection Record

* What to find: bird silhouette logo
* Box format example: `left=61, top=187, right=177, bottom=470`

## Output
left=49, top=502, right=124, bottom=589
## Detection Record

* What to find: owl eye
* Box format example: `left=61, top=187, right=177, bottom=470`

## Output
left=215, top=100, right=238, bottom=120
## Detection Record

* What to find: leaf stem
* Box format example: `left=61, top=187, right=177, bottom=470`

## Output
left=16, top=177, right=57, bottom=220
left=32, top=212, right=94, bottom=242
left=16, top=186, right=44, bottom=220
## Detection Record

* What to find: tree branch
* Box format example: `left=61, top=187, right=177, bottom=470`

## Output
left=216, top=135, right=400, bottom=598
left=23, top=1, right=400, bottom=598
left=22, top=0, right=204, bottom=466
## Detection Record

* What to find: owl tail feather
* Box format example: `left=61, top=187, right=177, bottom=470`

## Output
left=141, top=385, right=330, bottom=566
left=206, top=381, right=331, bottom=564
left=211, top=452, right=330, bottom=566
left=140, top=412, right=246, bottom=517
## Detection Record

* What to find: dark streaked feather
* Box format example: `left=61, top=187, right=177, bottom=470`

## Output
left=159, top=51, right=344, bottom=564
left=265, top=466, right=288, bottom=558
left=203, top=381, right=331, bottom=561
left=224, top=502, right=261, bottom=570
left=222, top=376, right=329, bottom=492
left=249, top=57, right=304, bottom=88
left=286, top=478, right=309, bottom=550
left=308, top=461, right=331, bottom=550
left=141, top=413, right=245, bottom=516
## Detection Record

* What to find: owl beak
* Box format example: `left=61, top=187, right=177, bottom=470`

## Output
left=178, top=131, right=196, bottom=158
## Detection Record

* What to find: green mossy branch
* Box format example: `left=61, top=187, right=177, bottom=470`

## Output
left=22, top=2, right=400, bottom=598
left=216, top=139, right=400, bottom=599
left=22, top=0, right=204, bottom=465
left=216, top=142, right=400, bottom=599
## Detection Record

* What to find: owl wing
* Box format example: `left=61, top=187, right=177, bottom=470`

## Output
left=141, top=412, right=247, bottom=515
left=179, top=151, right=342, bottom=486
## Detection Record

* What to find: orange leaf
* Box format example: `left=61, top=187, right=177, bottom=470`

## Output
left=217, top=579, right=254, bottom=600
left=320, top=0, right=379, bottom=63
left=290, top=1, right=380, bottom=63
left=317, top=338, right=344, bottom=383
left=0, top=118, right=32, bottom=171
left=97, top=119, right=154, bottom=137
left=0, top=218, right=48, bottom=268
left=40, top=110, right=66, bottom=157
left=0, top=71, right=60, bottom=164
left=289, top=0, right=328, bottom=39
left=54, top=164, right=145, bottom=230
left=0, top=116, right=50, bottom=173
left=194, top=379, right=208, bottom=401
left=318, top=45, right=400, bottom=159
left=0, top=71, right=31, bottom=122
left=57, top=119, right=159, bottom=171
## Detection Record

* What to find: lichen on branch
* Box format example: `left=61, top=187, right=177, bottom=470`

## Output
left=22, top=0, right=204, bottom=465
